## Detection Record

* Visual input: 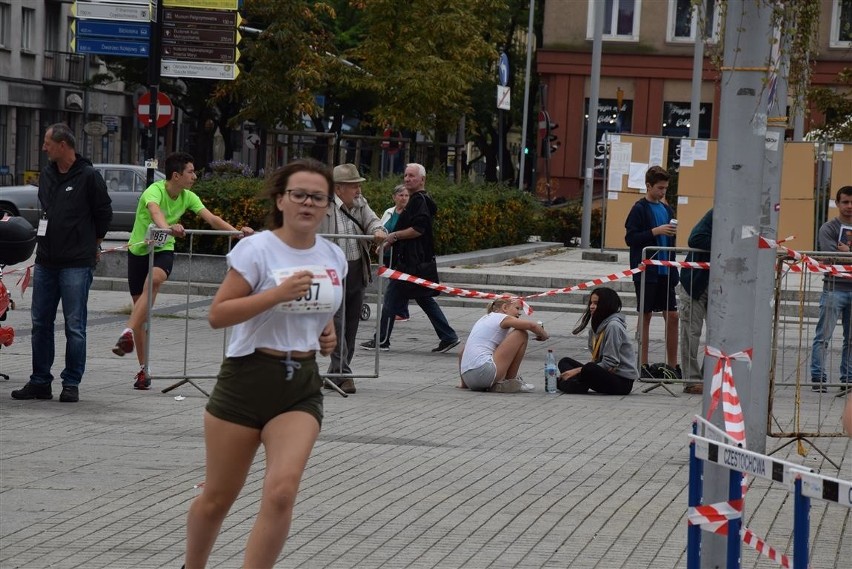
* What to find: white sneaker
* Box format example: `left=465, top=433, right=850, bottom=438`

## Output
left=491, top=377, right=533, bottom=393
left=517, top=376, right=535, bottom=393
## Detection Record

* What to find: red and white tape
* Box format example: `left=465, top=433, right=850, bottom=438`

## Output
left=688, top=499, right=743, bottom=534
left=743, top=527, right=791, bottom=568
left=760, top=235, right=852, bottom=277
left=377, top=265, right=649, bottom=311
left=705, top=346, right=751, bottom=445
left=377, top=266, right=532, bottom=312
left=641, top=259, right=710, bottom=270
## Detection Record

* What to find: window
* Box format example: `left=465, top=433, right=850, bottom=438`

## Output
left=21, top=7, right=34, bottom=51
left=0, top=3, right=10, bottom=49
left=587, top=0, right=641, bottom=41
left=830, top=0, right=852, bottom=47
left=668, top=0, right=720, bottom=42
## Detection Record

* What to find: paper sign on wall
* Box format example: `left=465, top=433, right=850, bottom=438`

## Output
left=680, top=140, right=694, bottom=167
left=628, top=162, right=648, bottom=190
left=649, top=138, right=665, bottom=166
left=693, top=140, right=708, bottom=161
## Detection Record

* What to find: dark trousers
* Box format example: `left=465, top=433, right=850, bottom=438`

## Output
left=328, top=260, right=366, bottom=376
left=556, top=357, right=633, bottom=395
left=378, top=280, right=456, bottom=346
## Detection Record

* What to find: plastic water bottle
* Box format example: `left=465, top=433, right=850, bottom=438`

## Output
left=545, top=349, right=558, bottom=394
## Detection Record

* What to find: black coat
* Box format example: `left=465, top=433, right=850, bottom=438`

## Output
left=36, top=154, right=112, bottom=268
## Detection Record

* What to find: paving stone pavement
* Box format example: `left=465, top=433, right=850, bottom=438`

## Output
left=0, top=247, right=849, bottom=569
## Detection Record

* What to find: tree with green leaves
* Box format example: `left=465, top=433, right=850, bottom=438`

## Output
left=344, top=0, right=505, bottom=171
left=808, top=68, right=852, bottom=141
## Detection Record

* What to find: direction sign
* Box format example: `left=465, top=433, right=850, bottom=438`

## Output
left=74, top=38, right=149, bottom=58
left=161, top=43, right=237, bottom=63
left=74, top=20, right=150, bottom=40
left=72, top=1, right=151, bottom=22
left=163, top=7, right=240, bottom=27
left=161, top=60, right=239, bottom=80
left=498, top=52, right=509, bottom=87
left=137, top=92, right=174, bottom=129
left=162, top=26, right=236, bottom=44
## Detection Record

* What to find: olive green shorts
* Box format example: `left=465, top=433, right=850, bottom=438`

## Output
left=206, top=351, right=324, bottom=429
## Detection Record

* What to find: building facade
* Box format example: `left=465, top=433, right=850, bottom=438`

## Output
left=537, top=0, right=851, bottom=200
left=0, top=0, right=141, bottom=185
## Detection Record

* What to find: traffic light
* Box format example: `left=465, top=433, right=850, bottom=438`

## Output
left=541, top=117, right=560, bottom=159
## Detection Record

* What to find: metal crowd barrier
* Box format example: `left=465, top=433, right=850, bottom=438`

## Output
left=687, top=416, right=851, bottom=569
left=136, top=226, right=386, bottom=398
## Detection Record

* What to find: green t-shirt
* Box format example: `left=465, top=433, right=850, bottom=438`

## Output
left=128, top=180, right=206, bottom=256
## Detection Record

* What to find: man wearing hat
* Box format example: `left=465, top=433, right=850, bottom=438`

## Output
left=319, top=163, right=387, bottom=394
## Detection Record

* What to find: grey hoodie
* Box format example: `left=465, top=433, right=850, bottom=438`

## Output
left=588, top=312, right=638, bottom=380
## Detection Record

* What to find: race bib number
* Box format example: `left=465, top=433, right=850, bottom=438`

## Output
left=147, top=227, right=170, bottom=247
left=272, top=264, right=341, bottom=313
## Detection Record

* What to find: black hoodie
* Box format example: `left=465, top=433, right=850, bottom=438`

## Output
left=36, top=154, right=112, bottom=268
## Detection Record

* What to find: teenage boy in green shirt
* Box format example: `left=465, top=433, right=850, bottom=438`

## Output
left=112, top=152, right=253, bottom=389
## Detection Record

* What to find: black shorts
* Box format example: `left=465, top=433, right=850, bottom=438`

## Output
left=206, top=351, right=324, bottom=429
left=634, top=278, right=678, bottom=313
left=127, top=251, right=175, bottom=296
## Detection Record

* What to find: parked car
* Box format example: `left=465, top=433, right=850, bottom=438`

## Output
left=0, top=164, right=165, bottom=232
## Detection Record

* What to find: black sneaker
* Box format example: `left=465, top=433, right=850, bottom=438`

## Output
left=431, top=338, right=461, bottom=353
left=640, top=364, right=655, bottom=379
left=811, top=382, right=827, bottom=393
left=11, top=382, right=53, bottom=400
left=361, top=339, right=390, bottom=351
left=674, top=365, right=683, bottom=379
left=59, top=385, right=79, bottom=403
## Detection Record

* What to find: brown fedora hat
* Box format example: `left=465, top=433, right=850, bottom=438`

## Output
left=333, top=163, right=366, bottom=183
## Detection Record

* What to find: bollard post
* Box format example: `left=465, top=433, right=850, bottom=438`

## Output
left=687, top=422, right=702, bottom=569
left=793, top=476, right=810, bottom=569
left=727, top=468, right=742, bottom=569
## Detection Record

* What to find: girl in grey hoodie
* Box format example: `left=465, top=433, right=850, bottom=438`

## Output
left=557, top=287, right=638, bottom=395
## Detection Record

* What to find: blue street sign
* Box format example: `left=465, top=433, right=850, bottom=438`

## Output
left=75, top=38, right=149, bottom=58
left=77, top=20, right=151, bottom=40
left=498, top=52, right=509, bottom=87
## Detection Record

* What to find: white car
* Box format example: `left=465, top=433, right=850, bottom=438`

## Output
left=0, top=164, right=165, bottom=232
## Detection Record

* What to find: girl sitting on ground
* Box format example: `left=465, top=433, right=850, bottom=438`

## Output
left=557, top=287, right=637, bottom=395
left=458, top=296, right=547, bottom=393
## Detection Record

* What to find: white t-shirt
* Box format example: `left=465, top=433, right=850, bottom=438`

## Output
left=460, top=312, right=510, bottom=373
left=224, top=231, right=348, bottom=357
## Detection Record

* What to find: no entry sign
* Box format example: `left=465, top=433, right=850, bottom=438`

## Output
left=137, top=91, right=173, bottom=129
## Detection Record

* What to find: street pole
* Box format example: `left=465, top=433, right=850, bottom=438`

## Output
left=145, top=0, right=163, bottom=187
left=580, top=0, right=603, bottom=248
left=688, top=2, right=704, bottom=139
left=751, top=23, right=789, bottom=457
left=702, top=1, right=774, bottom=565
left=517, top=0, right=535, bottom=192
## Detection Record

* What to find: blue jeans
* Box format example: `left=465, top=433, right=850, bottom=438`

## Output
left=378, top=280, right=457, bottom=346
left=30, top=265, right=94, bottom=387
left=810, top=289, right=852, bottom=383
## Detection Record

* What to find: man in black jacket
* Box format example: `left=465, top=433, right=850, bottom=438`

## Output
left=361, top=163, right=459, bottom=353
left=11, top=123, right=112, bottom=403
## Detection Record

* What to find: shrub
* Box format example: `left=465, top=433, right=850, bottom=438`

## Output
left=175, top=168, right=598, bottom=255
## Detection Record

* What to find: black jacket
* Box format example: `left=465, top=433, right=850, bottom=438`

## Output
left=36, top=154, right=112, bottom=268
left=680, top=208, right=713, bottom=299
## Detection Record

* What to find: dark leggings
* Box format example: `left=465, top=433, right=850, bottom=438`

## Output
left=557, top=357, right=634, bottom=395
